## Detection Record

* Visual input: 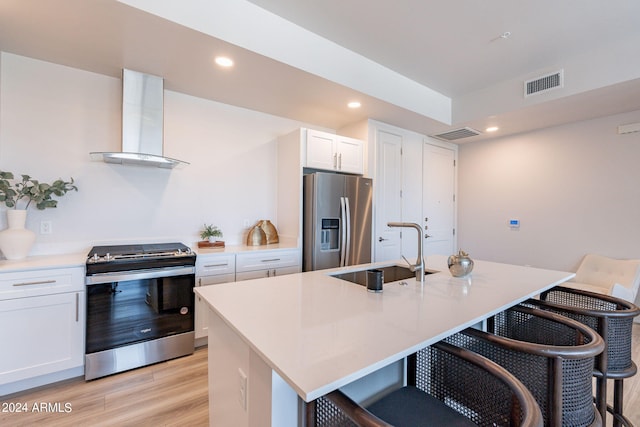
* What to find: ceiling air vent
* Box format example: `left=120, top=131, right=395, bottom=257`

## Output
left=617, top=122, right=640, bottom=135
left=524, top=70, right=563, bottom=97
left=431, top=127, right=481, bottom=141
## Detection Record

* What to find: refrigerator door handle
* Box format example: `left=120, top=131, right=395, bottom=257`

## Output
left=340, top=197, right=347, bottom=267
left=344, top=197, right=352, bottom=266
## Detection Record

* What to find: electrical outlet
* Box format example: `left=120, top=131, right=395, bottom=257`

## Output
left=238, top=368, right=248, bottom=411
left=40, top=221, right=52, bottom=235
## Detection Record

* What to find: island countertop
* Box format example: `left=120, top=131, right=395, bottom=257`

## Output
left=195, top=255, right=574, bottom=402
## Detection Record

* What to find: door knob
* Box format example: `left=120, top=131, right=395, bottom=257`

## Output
left=378, top=237, right=388, bottom=242
left=425, top=234, right=432, bottom=239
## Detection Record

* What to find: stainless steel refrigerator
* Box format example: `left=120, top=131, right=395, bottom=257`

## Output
left=303, top=172, right=372, bottom=271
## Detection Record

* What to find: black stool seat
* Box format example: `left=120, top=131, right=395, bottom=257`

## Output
left=366, top=386, right=476, bottom=427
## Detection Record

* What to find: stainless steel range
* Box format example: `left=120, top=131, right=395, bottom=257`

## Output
left=84, top=242, right=196, bottom=380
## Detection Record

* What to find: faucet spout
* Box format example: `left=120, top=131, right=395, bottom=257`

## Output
left=387, top=222, right=425, bottom=283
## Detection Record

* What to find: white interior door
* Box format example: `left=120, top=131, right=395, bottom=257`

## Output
left=423, top=142, right=456, bottom=256
left=400, top=131, right=424, bottom=259
left=374, top=130, right=402, bottom=262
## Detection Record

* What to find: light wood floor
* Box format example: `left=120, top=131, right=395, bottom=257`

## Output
left=0, top=347, right=209, bottom=427
left=2, top=325, right=640, bottom=427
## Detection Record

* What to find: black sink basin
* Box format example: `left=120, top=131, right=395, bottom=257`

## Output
left=330, top=265, right=436, bottom=286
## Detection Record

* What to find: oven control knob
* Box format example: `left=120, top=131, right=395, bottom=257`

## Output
left=105, top=253, right=112, bottom=261
left=91, top=253, right=100, bottom=263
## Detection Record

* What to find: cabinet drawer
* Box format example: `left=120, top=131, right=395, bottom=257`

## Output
left=236, top=249, right=300, bottom=273
left=0, top=267, right=84, bottom=300
left=196, top=254, right=235, bottom=276
left=198, top=273, right=235, bottom=287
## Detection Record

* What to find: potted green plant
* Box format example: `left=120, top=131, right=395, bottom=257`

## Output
left=200, top=224, right=223, bottom=243
left=0, top=171, right=77, bottom=210
left=0, top=170, right=77, bottom=260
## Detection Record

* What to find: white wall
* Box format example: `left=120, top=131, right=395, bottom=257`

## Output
left=0, top=52, right=312, bottom=255
left=457, top=109, right=640, bottom=272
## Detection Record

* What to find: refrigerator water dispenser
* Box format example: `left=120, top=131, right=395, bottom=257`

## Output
left=320, top=218, right=340, bottom=251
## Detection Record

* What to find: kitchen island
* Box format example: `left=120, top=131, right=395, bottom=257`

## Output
left=195, top=255, right=574, bottom=427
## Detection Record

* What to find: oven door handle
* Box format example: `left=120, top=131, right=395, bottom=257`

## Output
left=85, top=266, right=195, bottom=285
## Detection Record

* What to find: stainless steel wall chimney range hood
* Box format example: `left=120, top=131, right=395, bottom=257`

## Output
left=90, top=69, right=189, bottom=169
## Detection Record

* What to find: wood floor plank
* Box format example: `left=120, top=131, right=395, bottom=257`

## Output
left=1, top=325, right=638, bottom=426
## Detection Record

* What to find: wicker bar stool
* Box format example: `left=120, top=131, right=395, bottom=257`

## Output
left=526, top=286, right=640, bottom=427
left=446, top=304, right=604, bottom=427
left=307, top=341, right=543, bottom=427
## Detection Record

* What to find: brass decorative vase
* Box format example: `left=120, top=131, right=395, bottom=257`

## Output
left=247, top=224, right=267, bottom=246
left=258, top=220, right=279, bottom=244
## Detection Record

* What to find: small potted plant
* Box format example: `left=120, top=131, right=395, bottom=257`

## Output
left=200, top=224, right=223, bottom=243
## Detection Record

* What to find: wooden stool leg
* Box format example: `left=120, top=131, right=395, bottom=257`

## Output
left=595, top=376, right=607, bottom=424
left=612, top=378, right=624, bottom=427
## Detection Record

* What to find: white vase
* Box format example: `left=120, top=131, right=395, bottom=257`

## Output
left=0, top=210, right=36, bottom=260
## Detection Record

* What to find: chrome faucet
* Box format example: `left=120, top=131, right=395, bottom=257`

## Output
left=387, top=222, right=425, bottom=283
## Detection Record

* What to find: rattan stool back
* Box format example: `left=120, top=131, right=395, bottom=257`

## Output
left=446, top=304, right=604, bottom=427
left=527, top=286, right=640, bottom=426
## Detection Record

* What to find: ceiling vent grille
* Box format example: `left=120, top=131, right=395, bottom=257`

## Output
left=524, top=70, right=563, bottom=97
left=617, top=122, right=640, bottom=135
left=431, top=127, right=481, bottom=141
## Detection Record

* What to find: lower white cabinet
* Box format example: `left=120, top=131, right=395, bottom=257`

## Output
left=235, top=249, right=300, bottom=282
left=235, top=265, right=300, bottom=281
left=195, top=254, right=235, bottom=339
left=195, top=249, right=301, bottom=340
left=0, top=267, right=85, bottom=389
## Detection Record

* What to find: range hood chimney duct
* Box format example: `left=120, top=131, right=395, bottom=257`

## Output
left=90, top=69, right=189, bottom=169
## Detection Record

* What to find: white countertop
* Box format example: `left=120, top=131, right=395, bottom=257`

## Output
left=0, top=240, right=299, bottom=273
left=192, top=239, right=299, bottom=255
left=195, top=255, right=575, bottom=402
left=0, top=252, right=86, bottom=273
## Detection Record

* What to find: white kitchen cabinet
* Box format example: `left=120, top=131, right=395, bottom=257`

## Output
left=195, top=253, right=235, bottom=339
left=0, top=267, right=85, bottom=390
left=306, top=129, right=364, bottom=175
left=235, top=249, right=300, bottom=282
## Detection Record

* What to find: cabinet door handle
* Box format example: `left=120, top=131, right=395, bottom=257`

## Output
left=198, top=278, right=202, bottom=286
left=333, top=153, right=338, bottom=169
left=75, top=293, right=79, bottom=322
left=272, top=269, right=277, bottom=277
left=204, top=263, right=228, bottom=268
left=261, top=258, right=281, bottom=263
left=12, top=279, right=56, bottom=287
left=338, top=153, right=342, bottom=170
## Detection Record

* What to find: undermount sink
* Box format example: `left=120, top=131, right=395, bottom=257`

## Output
left=330, top=265, right=437, bottom=287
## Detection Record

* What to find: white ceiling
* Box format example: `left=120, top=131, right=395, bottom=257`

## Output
left=1, top=0, right=640, bottom=142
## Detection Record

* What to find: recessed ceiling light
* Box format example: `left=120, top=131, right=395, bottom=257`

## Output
left=485, top=126, right=499, bottom=132
left=347, top=101, right=361, bottom=109
left=215, top=56, right=234, bottom=67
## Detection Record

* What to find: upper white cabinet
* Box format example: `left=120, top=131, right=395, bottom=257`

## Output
left=305, top=129, right=364, bottom=175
